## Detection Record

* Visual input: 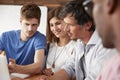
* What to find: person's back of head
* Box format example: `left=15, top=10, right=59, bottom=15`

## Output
left=59, top=0, right=95, bottom=32
left=92, top=0, right=120, bottom=48
left=20, top=3, right=41, bottom=23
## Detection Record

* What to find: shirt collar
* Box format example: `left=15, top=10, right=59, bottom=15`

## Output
left=87, top=30, right=100, bottom=45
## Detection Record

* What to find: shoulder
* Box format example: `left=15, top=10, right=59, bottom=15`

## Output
left=95, top=40, right=117, bottom=55
left=1, top=30, right=18, bottom=37
left=35, top=31, right=46, bottom=38
left=105, top=53, right=120, bottom=68
left=49, top=43, right=56, bottom=48
left=70, top=40, right=77, bottom=45
left=66, top=40, right=76, bottom=49
left=98, top=54, right=120, bottom=80
left=93, top=40, right=117, bottom=63
left=33, top=31, right=46, bottom=41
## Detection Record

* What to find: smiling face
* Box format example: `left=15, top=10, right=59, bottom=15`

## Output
left=49, top=17, right=67, bottom=38
left=92, top=0, right=115, bottom=48
left=63, top=13, right=85, bottom=40
left=20, top=18, right=39, bottom=41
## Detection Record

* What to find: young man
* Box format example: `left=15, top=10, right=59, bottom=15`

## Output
left=0, top=3, right=46, bottom=75
left=92, top=0, right=120, bottom=79
left=39, top=0, right=116, bottom=80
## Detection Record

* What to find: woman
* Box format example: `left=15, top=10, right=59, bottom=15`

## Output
left=42, top=6, right=76, bottom=76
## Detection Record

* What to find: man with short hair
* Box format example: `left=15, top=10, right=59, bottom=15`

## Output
left=0, top=3, right=46, bottom=75
left=92, top=0, right=120, bottom=79
left=39, top=0, right=116, bottom=80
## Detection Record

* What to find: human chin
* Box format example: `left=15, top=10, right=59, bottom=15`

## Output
left=26, top=33, right=34, bottom=38
left=101, top=35, right=115, bottom=48
left=102, top=40, right=114, bottom=48
left=54, top=33, right=60, bottom=38
left=70, top=35, right=77, bottom=40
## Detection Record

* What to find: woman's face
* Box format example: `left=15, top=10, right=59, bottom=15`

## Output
left=49, top=17, right=67, bottom=38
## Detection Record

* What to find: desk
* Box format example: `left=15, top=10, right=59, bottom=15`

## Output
left=25, top=74, right=76, bottom=80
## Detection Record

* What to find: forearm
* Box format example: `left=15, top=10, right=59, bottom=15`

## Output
left=16, top=49, right=45, bottom=74
left=9, top=49, right=45, bottom=75
left=10, top=62, right=42, bottom=75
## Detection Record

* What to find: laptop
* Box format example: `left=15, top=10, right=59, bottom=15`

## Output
left=0, top=55, right=29, bottom=80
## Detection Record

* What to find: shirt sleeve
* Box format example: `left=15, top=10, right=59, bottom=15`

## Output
left=34, top=33, right=46, bottom=50
left=0, top=33, right=5, bottom=50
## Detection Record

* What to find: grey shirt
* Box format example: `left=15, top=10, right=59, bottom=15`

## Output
left=62, top=31, right=117, bottom=80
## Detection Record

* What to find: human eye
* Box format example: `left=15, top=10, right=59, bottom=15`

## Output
left=56, top=22, right=61, bottom=25
left=50, top=24, right=53, bottom=27
left=25, top=23, right=29, bottom=26
left=32, top=24, right=38, bottom=27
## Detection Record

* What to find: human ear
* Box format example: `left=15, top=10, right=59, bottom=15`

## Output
left=84, top=22, right=92, bottom=30
left=107, top=0, right=117, bottom=14
left=20, top=18, right=22, bottom=23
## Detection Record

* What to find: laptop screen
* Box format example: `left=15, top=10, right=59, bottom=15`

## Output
left=0, top=55, right=30, bottom=79
left=0, top=55, right=10, bottom=80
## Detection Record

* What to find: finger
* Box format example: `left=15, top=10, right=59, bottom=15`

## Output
left=9, top=58, right=16, bottom=64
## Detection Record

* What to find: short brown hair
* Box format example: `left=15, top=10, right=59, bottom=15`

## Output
left=20, top=3, right=41, bottom=23
left=59, top=0, right=95, bottom=31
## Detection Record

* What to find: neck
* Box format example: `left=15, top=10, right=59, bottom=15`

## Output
left=58, top=35, right=70, bottom=47
left=20, top=31, right=28, bottom=41
left=82, top=31, right=93, bottom=44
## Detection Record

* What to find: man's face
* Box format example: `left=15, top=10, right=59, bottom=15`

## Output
left=92, top=0, right=115, bottom=48
left=20, top=18, right=39, bottom=40
left=64, top=13, right=85, bottom=40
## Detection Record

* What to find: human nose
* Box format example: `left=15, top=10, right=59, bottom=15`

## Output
left=28, top=26, right=32, bottom=31
left=53, top=25, right=59, bottom=31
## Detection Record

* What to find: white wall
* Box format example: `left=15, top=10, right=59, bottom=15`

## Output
left=0, top=5, right=47, bottom=35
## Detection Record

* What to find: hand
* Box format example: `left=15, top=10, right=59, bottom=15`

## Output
left=42, top=68, right=54, bottom=76
left=9, top=58, right=16, bottom=64
left=39, top=75, right=51, bottom=80
left=8, top=58, right=19, bottom=73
